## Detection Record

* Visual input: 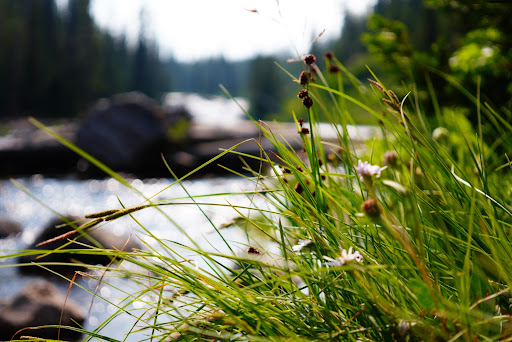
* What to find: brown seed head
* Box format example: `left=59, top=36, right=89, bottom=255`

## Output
left=297, top=89, right=309, bottom=99
left=300, top=127, right=310, bottom=134
left=302, top=96, right=314, bottom=109
left=247, top=247, right=261, bottom=255
left=304, top=54, right=316, bottom=65
left=383, top=151, right=398, bottom=167
left=294, top=182, right=303, bottom=194
left=368, top=78, right=384, bottom=91
left=362, top=198, right=381, bottom=219
left=298, top=118, right=304, bottom=127
left=329, top=65, right=340, bottom=73
left=299, top=71, right=310, bottom=86
left=324, top=51, right=334, bottom=60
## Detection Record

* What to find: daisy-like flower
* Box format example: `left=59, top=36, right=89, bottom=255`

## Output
left=323, top=247, right=363, bottom=266
left=356, top=160, right=387, bottom=182
left=292, top=238, right=312, bottom=252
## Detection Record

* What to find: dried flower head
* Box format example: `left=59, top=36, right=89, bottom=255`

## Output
left=299, top=71, right=310, bottom=86
left=329, top=65, right=340, bottom=73
left=297, top=89, right=309, bottom=99
left=362, top=198, right=381, bottom=218
left=383, top=151, right=398, bottom=167
left=324, top=51, right=334, bottom=60
left=304, top=54, right=316, bottom=65
left=300, top=127, right=310, bottom=134
left=302, top=96, right=314, bottom=109
left=323, top=247, right=364, bottom=266
left=298, top=118, right=304, bottom=127
left=356, top=160, right=387, bottom=182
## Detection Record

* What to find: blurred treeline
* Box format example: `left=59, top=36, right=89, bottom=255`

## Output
left=0, top=0, right=168, bottom=119
left=172, top=0, right=512, bottom=123
left=0, top=0, right=510, bottom=123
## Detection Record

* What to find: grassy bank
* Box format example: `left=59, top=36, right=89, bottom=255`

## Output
left=15, top=53, right=512, bottom=341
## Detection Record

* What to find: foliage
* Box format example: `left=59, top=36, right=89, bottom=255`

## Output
left=361, top=0, right=512, bottom=124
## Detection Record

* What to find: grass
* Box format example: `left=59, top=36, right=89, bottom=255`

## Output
left=12, top=54, right=512, bottom=341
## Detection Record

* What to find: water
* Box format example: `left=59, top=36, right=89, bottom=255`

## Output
left=0, top=175, right=262, bottom=341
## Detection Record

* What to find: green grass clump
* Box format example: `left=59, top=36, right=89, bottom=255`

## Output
left=20, top=55, right=512, bottom=341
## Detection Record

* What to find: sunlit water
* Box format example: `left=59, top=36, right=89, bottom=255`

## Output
left=0, top=175, right=265, bottom=341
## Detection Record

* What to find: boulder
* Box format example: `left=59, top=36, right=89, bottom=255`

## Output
left=18, top=217, right=141, bottom=276
left=0, top=218, right=22, bottom=238
left=77, top=92, right=168, bottom=170
left=0, top=279, right=85, bottom=341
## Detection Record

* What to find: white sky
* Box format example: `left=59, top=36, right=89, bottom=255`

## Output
left=88, top=0, right=374, bottom=62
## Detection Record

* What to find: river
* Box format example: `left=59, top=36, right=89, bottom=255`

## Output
left=0, top=175, right=263, bottom=341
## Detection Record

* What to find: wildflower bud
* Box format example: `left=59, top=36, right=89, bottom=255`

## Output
left=432, top=127, right=449, bottom=141
left=362, top=198, right=381, bottom=219
left=304, top=54, right=316, bottom=65
left=324, top=51, right=334, bottom=60
left=329, top=65, right=340, bottom=73
left=300, top=127, right=310, bottom=134
left=297, top=89, right=309, bottom=99
left=299, top=71, right=310, bottom=86
left=383, top=151, right=398, bottom=167
left=302, top=96, right=314, bottom=109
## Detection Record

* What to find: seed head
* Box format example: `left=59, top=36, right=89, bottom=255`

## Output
left=300, top=127, right=310, bottom=134
left=298, top=118, right=304, bottom=127
left=297, top=89, right=309, bottom=99
left=299, top=71, right=310, bottom=86
left=247, top=247, right=261, bottom=255
left=324, top=51, right=334, bottom=60
left=383, top=151, right=398, bottom=167
left=304, top=54, right=316, bottom=65
left=302, top=96, right=314, bottom=109
left=329, top=65, right=340, bottom=73
left=362, top=198, right=381, bottom=218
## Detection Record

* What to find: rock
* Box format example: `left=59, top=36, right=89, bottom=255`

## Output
left=0, top=218, right=22, bottom=238
left=18, top=217, right=141, bottom=277
left=0, top=279, right=85, bottom=341
left=77, top=92, right=168, bottom=170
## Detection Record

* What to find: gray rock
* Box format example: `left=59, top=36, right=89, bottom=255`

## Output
left=0, top=279, right=85, bottom=341
left=18, top=217, right=141, bottom=277
left=77, top=92, right=168, bottom=169
left=0, top=218, right=22, bottom=238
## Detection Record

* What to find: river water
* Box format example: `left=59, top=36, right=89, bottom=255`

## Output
left=0, top=175, right=264, bottom=341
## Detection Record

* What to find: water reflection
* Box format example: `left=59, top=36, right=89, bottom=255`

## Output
left=0, top=175, right=258, bottom=341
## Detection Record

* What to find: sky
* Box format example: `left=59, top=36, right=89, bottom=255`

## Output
left=88, top=0, right=374, bottom=62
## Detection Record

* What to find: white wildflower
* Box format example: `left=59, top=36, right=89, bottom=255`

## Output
left=356, top=160, right=387, bottom=182
left=292, top=238, right=312, bottom=252
left=323, top=247, right=363, bottom=266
